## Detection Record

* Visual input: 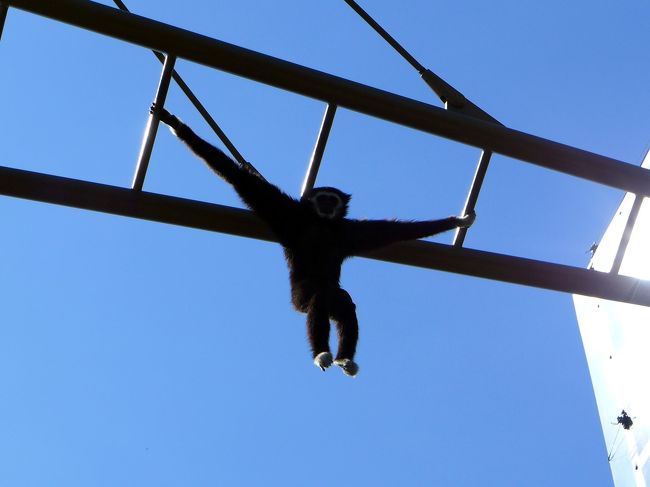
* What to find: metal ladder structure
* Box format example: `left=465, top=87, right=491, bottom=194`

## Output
left=2, top=0, right=650, bottom=307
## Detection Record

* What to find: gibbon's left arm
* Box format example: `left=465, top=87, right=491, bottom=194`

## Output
left=342, top=212, right=475, bottom=256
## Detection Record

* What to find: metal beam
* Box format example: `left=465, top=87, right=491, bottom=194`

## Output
left=0, top=164, right=649, bottom=307
left=6, top=0, right=650, bottom=197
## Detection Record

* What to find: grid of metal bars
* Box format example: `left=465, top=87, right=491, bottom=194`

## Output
left=1, top=0, right=649, bottom=307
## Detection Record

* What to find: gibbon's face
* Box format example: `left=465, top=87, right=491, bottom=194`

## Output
left=307, top=187, right=350, bottom=220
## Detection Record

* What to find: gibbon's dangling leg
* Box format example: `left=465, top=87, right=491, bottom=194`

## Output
left=292, top=283, right=333, bottom=370
left=330, top=288, right=360, bottom=377
left=306, top=292, right=333, bottom=371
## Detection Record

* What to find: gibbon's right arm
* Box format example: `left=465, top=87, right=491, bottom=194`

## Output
left=155, top=105, right=305, bottom=240
left=156, top=105, right=242, bottom=184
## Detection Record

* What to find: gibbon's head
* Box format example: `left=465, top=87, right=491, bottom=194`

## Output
left=304, top=187, right=351, bottom=219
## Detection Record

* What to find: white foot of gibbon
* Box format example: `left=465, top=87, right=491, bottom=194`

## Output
left=314, top=352, right=333, bottom=371
left=334, top=358, right=359, bottom=377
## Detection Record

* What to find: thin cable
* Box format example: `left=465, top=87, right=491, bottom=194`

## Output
left=607, top=425, right=624, bottom=462
left=342, top=0, right=424, bottom=73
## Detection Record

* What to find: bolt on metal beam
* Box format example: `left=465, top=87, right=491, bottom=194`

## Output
left=132, top=54, right=175, bottom=191
left=301, top=104, right=337, bottom=197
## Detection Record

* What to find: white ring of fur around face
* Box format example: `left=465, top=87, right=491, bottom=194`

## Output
left=309, top=190, right=343, bottom=219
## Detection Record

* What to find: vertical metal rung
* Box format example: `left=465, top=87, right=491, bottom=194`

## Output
left=301, top=104, right=337, bottom=197
left=610, top=194, right=644, bottom=274
left=132, top=54, right=176, bottom=191
left=453, top=149, right=492, bottom=247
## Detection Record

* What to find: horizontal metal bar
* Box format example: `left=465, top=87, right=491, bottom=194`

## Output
left=7, top=0, right=650, bottom=197
left=1, top=164, right=271, bottom=241
left=0, top=163, right=649, bottom=307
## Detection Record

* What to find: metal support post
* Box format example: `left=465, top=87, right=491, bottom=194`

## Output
left=301, top=104, right=337, bottom=197
left=132, top=54, right=176, bottom=191
left=453, top=150, right=492, bottom=247
left=0, top=3, right=9, bottom=40
left=610, top=195, right=644, bottom=274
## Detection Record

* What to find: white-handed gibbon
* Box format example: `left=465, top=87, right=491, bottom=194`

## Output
left=155, top=105, right=475, bottom=377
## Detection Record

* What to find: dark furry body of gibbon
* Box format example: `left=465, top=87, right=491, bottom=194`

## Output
left=156, top=106, right=474, bottom=376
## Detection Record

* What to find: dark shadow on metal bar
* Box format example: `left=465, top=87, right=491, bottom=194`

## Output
left=132, top=54, right=175, bottom=190
left=301, top=104, right=337, bottom=197
left=1, top=164, right=649, bottom=306
left=6, top=0, right=650, bottom=197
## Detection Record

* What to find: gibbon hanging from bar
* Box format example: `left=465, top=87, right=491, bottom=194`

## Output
left=155, top=105, right=475, bottom=377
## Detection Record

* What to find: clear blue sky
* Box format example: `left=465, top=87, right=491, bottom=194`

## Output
left=1, top=0, right=649, bottom=485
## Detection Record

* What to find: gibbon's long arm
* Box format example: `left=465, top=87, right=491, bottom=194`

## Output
left=157, top=107, right=303, bottom=238
left=158, top=107, right=247, bottom=184
left=342, top=216, right=467, bottom=256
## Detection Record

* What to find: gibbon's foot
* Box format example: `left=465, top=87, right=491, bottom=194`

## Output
left=314, top=352, right=333, bottom=371
left=334, top=358, right=359, bottom=377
